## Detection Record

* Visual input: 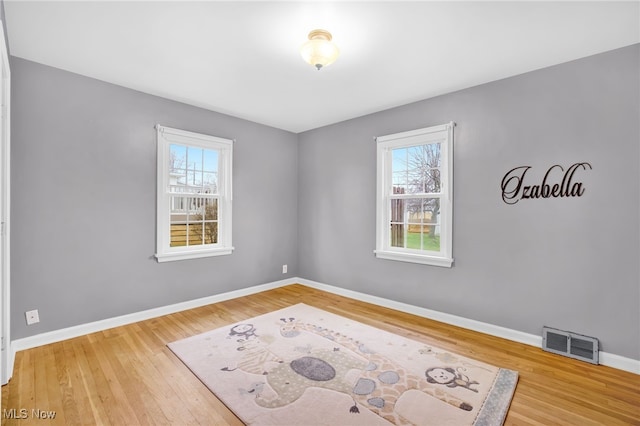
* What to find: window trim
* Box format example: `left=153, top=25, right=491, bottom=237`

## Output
left=374, top=122, right=454, bottom=267
left=155, top=125, right=233, bottom=262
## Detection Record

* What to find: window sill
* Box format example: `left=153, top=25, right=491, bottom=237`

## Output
left=155, top=247, right=234, bottom=263
left=374, top=250, right=453, bottom=268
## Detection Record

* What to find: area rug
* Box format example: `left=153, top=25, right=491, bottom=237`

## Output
left=168, top=303, right=518, bottom=425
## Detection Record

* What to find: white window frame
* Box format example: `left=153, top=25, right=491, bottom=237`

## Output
left=375, top=122, right=454, bottom=267
left=155, top=125, right=233, bottom=262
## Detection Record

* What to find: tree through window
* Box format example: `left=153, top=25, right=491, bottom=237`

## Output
left=375, top=123, right=454, bottom=267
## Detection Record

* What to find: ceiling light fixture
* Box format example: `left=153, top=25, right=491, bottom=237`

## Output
left=300, top=29, right=340, bottom=71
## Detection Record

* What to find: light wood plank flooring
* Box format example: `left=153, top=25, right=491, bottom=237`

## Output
left=2, top=284, right=639, bottom=425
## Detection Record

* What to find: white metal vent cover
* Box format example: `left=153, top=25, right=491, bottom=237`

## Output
left=542, top=326, right=599, bottom=364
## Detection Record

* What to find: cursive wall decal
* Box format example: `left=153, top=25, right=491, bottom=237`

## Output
left=501, top=162, right=592, bottom=205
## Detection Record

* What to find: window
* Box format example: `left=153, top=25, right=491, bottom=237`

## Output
left=375, top=122, right=454, bottom=267
left=155, top=125, right=233, bottom=262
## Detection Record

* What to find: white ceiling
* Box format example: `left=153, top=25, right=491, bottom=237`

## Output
left=4, top=1, right=639, bottom=133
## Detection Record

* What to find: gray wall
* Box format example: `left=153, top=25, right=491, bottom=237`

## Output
left=11, top=57, right=298, bottom=339
left=298, top=44, right=640, bottom=360
left=10, top=44, right=639, bottom=361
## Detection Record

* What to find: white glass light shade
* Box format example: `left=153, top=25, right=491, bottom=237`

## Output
left=300, top=29, right=339, bottom=70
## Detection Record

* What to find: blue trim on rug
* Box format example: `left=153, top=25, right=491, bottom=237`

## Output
left=474, top=369, right=519, bottom=425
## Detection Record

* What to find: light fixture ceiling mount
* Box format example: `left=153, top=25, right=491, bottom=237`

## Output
left=300, top=29, right=340, bottom=71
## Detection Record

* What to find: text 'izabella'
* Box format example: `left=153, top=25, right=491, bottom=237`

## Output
left=501, top=162, right=592, bottom=205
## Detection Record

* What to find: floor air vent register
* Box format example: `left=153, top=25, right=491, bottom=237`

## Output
left=542, top=326, right=599, bottom=364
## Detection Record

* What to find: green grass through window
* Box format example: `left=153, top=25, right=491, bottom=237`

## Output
left=406, top=232, right=440, bottom=251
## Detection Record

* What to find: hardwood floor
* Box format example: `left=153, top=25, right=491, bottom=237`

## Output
left=1, top=284, right=639, bottom=425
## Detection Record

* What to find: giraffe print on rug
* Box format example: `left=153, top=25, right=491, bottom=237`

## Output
left=268, top=318, right=476, bottom=425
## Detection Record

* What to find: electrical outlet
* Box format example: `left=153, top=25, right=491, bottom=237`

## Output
left=25, top=309, right=40, bottom=325
left=282, top=264, right=288, bottom=274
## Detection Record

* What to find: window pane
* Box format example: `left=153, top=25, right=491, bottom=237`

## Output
left=421, top=197, right=441, bottom=251
left=420, top=143, right=441, bottom=168
left=389, top=197, right=441, bottom=252
left=406, top=225, right=426, bottom=250
left=169, top=196, right=218, bottom=247
left=407, top=145, right=423, bottom=192
left=188, top=221, right=218, bottom=245
left=203, top=172, right=218, bottom=193
left=202, top=222, right=218, bottom=244
left=170, top=223, right=187, bottom=247
left=203, top=149, right=218, bottom=173
left=185, top=170, right=200, bottom=188
left=390, top=223, right=404, bottom=248
left=426, top=169, right=441, bottom=193
left=393, top=143, right=442, bottom=195
left=390, top=197, right=405, bottom=248
left=204, top=198, right=218, bottom=220
left=392, top=147, right=408, bottom=172
left=421, top=144, right=442, bottom=194
left=186, top=223, right=202, bottom=246
left=169, top=144, right=187, bottom=173
left=192, top=197, right=218, bottom=246
left=187, top=146, right=203, bottom=171
left=170, top=145, right=221, bottom=194
left=392, top=148, right=408, bottom=193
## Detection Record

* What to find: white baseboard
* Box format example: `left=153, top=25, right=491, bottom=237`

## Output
left=9, top=276, right=639, bottom=377
left=297, top=278, right=640, bottom=375
left=10, top=278, right=298, bottom=367
left=598, top=351, right=640, bottom=375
